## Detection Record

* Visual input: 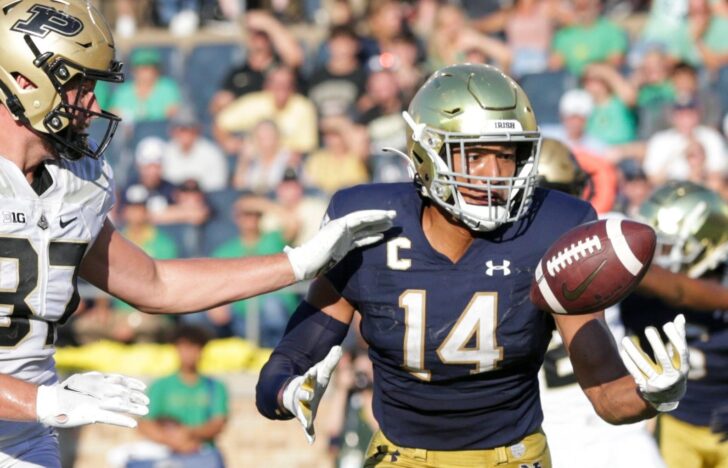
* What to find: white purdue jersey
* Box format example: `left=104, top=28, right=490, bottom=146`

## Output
left=0, top=155, right=113, bottom=446
left=540, top=305, right=666, bottom=468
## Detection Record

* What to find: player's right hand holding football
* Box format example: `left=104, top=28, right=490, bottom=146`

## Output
left=281, top=346, right=342, bottom=444
left=619, top=314, right=689, bottom=412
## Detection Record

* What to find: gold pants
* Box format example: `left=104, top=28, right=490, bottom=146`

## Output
left=364, top=429, right=551, bottom=468
left=659, top=414, right=728, bottom=468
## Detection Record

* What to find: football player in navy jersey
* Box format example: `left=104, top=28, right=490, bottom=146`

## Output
left=256, top=64, right=689, bottom=467
left=623, top=181, right=728, bottom=468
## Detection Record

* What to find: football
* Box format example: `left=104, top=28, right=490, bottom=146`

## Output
left=530, top=218, right=656, bottom=315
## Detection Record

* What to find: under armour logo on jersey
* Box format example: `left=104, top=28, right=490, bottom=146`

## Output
left=485, top=260, right=511, bottom=276
left=11, top=5, right=84, bottom=38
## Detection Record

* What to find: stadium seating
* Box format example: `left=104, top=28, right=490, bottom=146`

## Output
left=183, top=42, right=246, bottom=126
left=518, top=70, right=576, bottom=125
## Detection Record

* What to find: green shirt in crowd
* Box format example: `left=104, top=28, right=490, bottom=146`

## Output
left=146, top=373, right=229, bottom=445
left=109, top=76, right=181, bottom=122
left=586, top=96, right=637, bottom=146
left=637, top=82, right=675, bottom=108
left=552, top=19, right=628, bottom=76
left=212, top=231, right=298, bottom=317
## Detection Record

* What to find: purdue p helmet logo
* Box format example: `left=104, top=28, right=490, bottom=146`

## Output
left=11, top=4, right=83, bottom=38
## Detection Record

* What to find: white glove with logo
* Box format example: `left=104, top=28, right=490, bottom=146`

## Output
left=282, top=346, right=342, bottom=444
left=285, top=210, right=396, bottom=281
left=37, top=372, right=150, bottom=428
left=620, top=314, right=689, bottom=412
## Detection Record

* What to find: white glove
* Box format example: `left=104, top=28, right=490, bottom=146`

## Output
left=620, top=314, right=689, bottom=412
left=285, top=210, right=396, bottom=281
left=282, top=346, right=342, bottom=444
left=36, top=372, right=150, bottom=428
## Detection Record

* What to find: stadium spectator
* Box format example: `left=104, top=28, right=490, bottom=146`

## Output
left=426, top=3, right=511, bottom=73
left=231, top=120, right=295, bottom=194
left=581, top=63, right=637, bottom=146
left=215, top=66, right=318, bottom=155
left=542, top=88, right=607, bottom=155
left=474, top=0, right=570, bottom=76
left=162, top=109, right=229, bottom=192
left=387, top=33, right=427, bottom=104
left=307, top=25, right=367, bottom=120
left=171, top=178, right=211, bottom=229
left=549, top=0, right=628, bottom=76
left=204, top=195, right=299, bottom=346
left=303, top=118, right=369, bottom=195
left=109, top=48, right=181, bottom=123
left=643, top=97, right=727, bottom=190
left=636, top=0, right=692, bottom=64
left=209, top=10, right=304, bottom=115
left=694, top=0, right=728, bottom=71
left=355, top=70, right=409, bottom=182
left=614, top=163, right=654, bottom=217
left=670, top=61, right=723, bottom=128
left=267, top=168, right=329, bottom=247
left=360, top=0, right=408, bottom=67
left=126, top=137, right=208, bottom=226
left=134, top=325, right=228, bottom=467
left=629, top=48, right=677, bottom=138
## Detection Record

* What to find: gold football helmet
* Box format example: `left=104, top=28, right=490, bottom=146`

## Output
left=403, top=63, right=541, bottom=232
left=638, top=181, right=728, bottom=278
left=536, top=138, right=591, bottom=198
left=0, top=0, right=123, bottom=160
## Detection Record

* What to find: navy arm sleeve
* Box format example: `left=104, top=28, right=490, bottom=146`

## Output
left=255, top=301, right=349, bottom=420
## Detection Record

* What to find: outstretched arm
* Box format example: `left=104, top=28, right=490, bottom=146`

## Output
left=80, top=210, right=394, bottom=314
left=637, top=264, right=728, bottom=311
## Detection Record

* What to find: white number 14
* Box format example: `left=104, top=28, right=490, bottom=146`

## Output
left=399, top=290, right=504, bottom=381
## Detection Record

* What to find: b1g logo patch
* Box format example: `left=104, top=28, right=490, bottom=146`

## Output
left=11, top=4, right=83, bottom=38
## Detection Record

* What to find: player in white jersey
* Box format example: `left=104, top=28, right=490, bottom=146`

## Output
left=0, top=1, right=394, bottom=466
left=536, top=139, right=728, bottom=468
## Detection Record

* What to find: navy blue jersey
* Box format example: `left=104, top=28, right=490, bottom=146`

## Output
left=621, top=283, right=728, bottom=427
left=324, top=182, right=596, bottom=450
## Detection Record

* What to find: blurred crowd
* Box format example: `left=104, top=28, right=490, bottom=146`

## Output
left=60, top=1, right=728, bottom=466
left=67, top=0, right=728, bottom=350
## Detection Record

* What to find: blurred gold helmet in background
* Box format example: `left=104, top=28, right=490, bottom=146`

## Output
left=536, top=138, right=590, bottom=198
left=639, top=181, right=728, bottom=278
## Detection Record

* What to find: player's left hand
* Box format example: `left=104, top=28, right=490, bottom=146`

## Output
left=285, top=210, right=396, bottom=281
left=36, top=372, right=150, bottom=428
left=282, top=346, right=342, bottom=444
left=619, top=314, right=689, bottom=412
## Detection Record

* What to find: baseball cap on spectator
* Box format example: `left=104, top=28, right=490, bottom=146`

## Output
left=559, top=89, right=594, bottom=117
left=123, top=184, right=150, bottom=205
left=135, top=137, right=166, bottom=166
left=170, top=107, right=200, bottom=129
left=282, top=167, right=299, bottom=182
left=618, top=159, right=647, bottom=181
left=130, top=48, right=162, bottom=67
